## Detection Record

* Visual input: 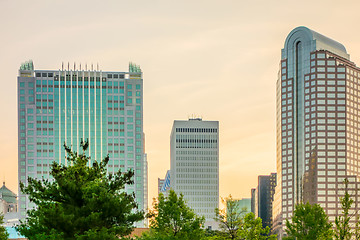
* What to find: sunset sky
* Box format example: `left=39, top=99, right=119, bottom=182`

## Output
left=1, top=0, right=360, bottom=205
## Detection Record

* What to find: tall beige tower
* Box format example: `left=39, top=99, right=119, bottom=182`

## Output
left=273, top=27, right=360, bottom=238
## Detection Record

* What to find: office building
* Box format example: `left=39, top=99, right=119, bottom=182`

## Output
left=170, top=118, right=219, bottom=227
left=251, top=174, right=277, bottom=229
left=158, top=170, right=170, bottom=196
left=257, top=173, right=276, bottom=229
left=17, top=61, right=147, bottom=226
left=273, top=26, right=360, bottom=237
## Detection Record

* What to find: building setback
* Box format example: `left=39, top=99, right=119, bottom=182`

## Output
left=170, top=118, right=219, bottom=228
left=273, top=26, right=360, bottom=237
left=17, top=61, right=148, bottom=227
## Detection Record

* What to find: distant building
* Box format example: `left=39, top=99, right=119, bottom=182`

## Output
left=251, top=188, right=256, bottom=214
left=158, top=170, right=171, bottom=196
left=236, top=198, right=251, bottom=215
left=170, top=118, right=219, bottom=228
left=0, top=182, right=17, bottom=215
left=251, top=173, right=276, bottom=229
left=158, top=178, right=164, bottom=195
left=0, top=182, right=20, bottom=227
left=258, top=173, right=276, bottom=229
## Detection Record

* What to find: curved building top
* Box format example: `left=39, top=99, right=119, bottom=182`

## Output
left=282, top=26, right=350, bottom=60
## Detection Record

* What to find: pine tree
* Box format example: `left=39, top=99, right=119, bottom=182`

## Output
left=17, top=141, right=144, bottom=240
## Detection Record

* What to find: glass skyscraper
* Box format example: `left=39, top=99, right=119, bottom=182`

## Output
left=17, top=61, right=147, bottom=226
left=273, top=27, right=360, bottom=237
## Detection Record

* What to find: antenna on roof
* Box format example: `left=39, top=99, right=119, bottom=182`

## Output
left=62, top=62, right=64, bottom=71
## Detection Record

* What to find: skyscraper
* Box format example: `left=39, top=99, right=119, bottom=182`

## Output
left=273, top=26, right=360, bottom=237
left=170, top=118, right=219, bottom=228
left=17, top=61, right=147, bottom=226
left=255, top=173, right=276, bottom=229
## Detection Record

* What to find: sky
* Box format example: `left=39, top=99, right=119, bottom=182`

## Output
left=1, top=0, right=360, bottom=206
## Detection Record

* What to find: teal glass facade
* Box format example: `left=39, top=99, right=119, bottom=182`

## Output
left=18, top=62, right=147, bottom=226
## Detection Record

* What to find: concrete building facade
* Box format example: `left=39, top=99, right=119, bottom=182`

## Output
left=170, top=118, right=219, bottom=227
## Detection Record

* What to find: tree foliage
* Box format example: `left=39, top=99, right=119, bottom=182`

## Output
left=17, top=141, right=144, bottom=240
left=214, top=195, right=275, bottom=240
left=240, top=212, right=276, bottom=240
left=335, top=178, right=356, bottom=240
left=214, top=195, right=247, bottom=239
left=0, top=214, right=9, bottom=240
left=139, top=189, right=205, bottom=240
left=285, top=202, right=333, bottom=240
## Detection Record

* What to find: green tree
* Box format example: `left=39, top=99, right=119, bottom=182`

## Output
left=0, top=214, right=9, bottom=240
left=140, top=189, right=205, bottom=240
left=354, top=215, right=360, bottom=240
left=214, top=195, right=247, bottom=240
left=284, top=202, right=333, bottom=240
left=335, top=178, right=354, bottom=240
left=240, top=212, right=276, bottom=240
left=17, top=141, right=144, bottom=240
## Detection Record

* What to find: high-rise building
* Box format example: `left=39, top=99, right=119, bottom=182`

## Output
left=17, top=61, right=147, bottom=226
left=257, top=173, right=276, bottom=229
left=273, top=26, right=360, bottom=237
left=170, top=118, right=219, bottom=228
left=251, top=174, right=277, bottom=229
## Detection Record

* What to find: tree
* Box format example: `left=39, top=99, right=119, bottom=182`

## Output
left=17, top=141, right=144, bottom=240
left=335, top=178, right=355, bottom=240
left=0, top=214, right=9, bottom=240
left=214, top=195, right=247, bottom=239
left=140, top=189, right=205, bottom=240
left=285, top=202, right=333, bottom=240
left=240, top=212, right=276, bottom=240
left=214, top=196, right=275, bottom=240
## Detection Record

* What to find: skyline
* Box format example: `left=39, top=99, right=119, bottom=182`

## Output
left=2, top=0, right=360, bottom=206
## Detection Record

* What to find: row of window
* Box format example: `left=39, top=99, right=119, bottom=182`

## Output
left=176, top=168, right=217, bottom=173
left=176, top=174, right=218, bottom=178
left=175, top=150, right=218, bottom=155
left=176, top=162, right=217, bottom=167
left=175, top=128, right=218, bottom=133
left=35, top=72, right=54, bottom=77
